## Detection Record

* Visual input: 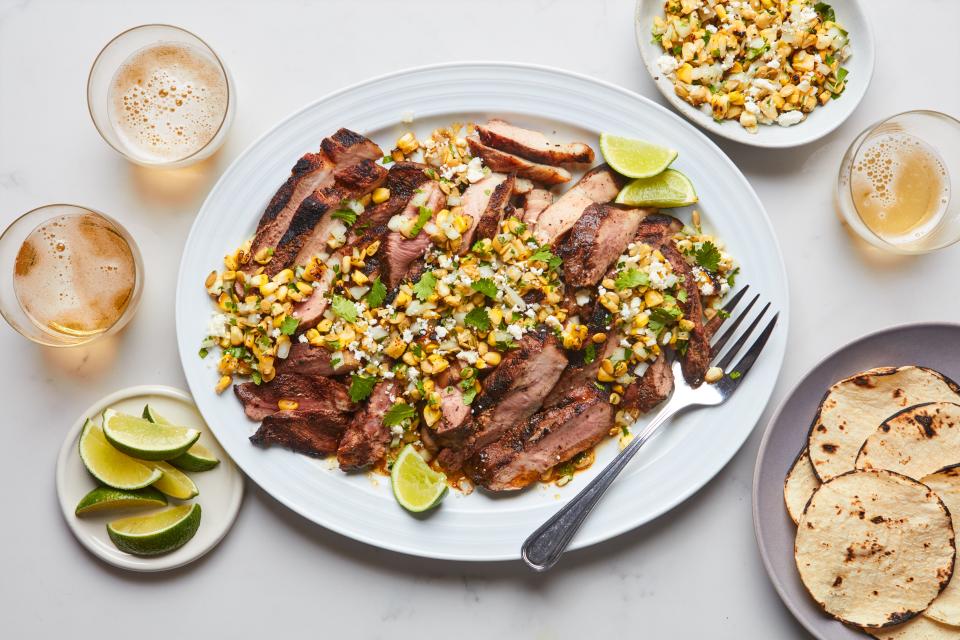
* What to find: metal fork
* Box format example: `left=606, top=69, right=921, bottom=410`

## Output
left=521, top=286, right=779, bottom=571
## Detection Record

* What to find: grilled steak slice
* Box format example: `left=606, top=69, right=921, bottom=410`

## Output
left=346, top=162, right=432, bottom=246
left=250, top=408, right=349, bottom=457
left=380, top=182, right=444, bottom=289
left=467, top=136, right=572, bottom=186
left=433, top=383, right=473, bottom=448
left=621, top=353, right=674, bottom=413
left=459, top=172, right=509, bottom=252
left=337, top=380, right=397, bottom=471
left=265, top=185, right=345, bottom=275
left=633, top=213, right=683, bottom=246
left=520, top=188, right=555, bottom=226
left=557, top=203, right=652, bottom=288
left=474, top=173, right=516, bottom=240
left=477, top=120, right=595, bottom=165
left=513, top=177, right=534, bottom=195
left=234, top=373, right=353, bottom=421
left=278, top=342, right=360, bottom=376
left=542, top=329, right=623, bottom=408
left=321, top=128, right=382, bottom=166
left=661, top=243, right=711, bottom=386
left=245, top=152, right=335, bottom=277
left=465, top=384, right=614, bottom=491
left=534, top=164, right=626, bottom=244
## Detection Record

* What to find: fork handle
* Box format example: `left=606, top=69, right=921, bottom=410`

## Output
left=521, top=398, right=683, bottom=572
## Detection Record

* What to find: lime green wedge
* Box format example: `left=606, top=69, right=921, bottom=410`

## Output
left=143, top=405, right=219, bottom=472
left=391, top=445, right=447, bottom=513
left=78, top=420, right=162, bottom=490
left=600, top=133, right=678, bottom=179
left=102, top=408, right=200, bottom=461
left=615, top=169, right=699, bottom=208
left=75, top=486, right=167, bottom=516
left=147, top=461, right=200, bottom=500
left=107, top=503, right=201, bottom=556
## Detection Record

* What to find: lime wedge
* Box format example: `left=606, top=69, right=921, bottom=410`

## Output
left=143, top=405, right=219, bottom=472
left=148, top=461, right=200, bottom=500
left=615, top=169, right=699, bottom=208
left=391, top=444, right=447, bottom=513
left=107, top=503, right=201, bottom=556
left=75, top=486, right=167, bottom=516
left=78, top=420, right=162, bottom=490
left=600, top=133, right=678, bottom=179
left=102, top=408, right=200, bottom=461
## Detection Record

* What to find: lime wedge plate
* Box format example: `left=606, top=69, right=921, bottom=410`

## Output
left=102, top=408, right=200, bottom=461
left=75, top=486, right=167, bottom=516
left=143, top=405, right=219, bottom=472
left=148, top=461, right=200, bottom=500
left=600, top=133, right=678, bottom=179
left=78, top=420, right=162, bottom=490
left=107, top=503, right=202, bottom=556
left=391, top=445, right=447, bottom=513
left=615, top=169, right=699, bottom=208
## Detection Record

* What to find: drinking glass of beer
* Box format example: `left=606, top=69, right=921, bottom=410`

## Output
left=0, top=204, right=144, bottom=346
left=837, top=110, right=959, bottom=254
left=87, top=24, right=234, bottom=168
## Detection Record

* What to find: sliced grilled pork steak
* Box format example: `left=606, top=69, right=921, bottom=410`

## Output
left=466, top=384, right=614, bottom=491
left=467, top=136, right=572, bottom=186
left=433, top=383, right=473, bottom=448
left=278, top=342, right=360, bottom=376
left=234, top=373, right=353, bottom=421
left=621, top=353, right=674, bottom=413
left=632, top=213, right=683, bottom=246
left=520, top=188, right=555, bottom=226
left=557, top=203, right=652, bottom=288
left=474, top=173, right=516, bottom=241
left=321, top=128, right=383, bottom=166
left=660, top=243, right=711, bottom=386
left=380, top=182, right=444, bottom=289
left=337, top=380, right=398, bottom=471
left=477, top=120, right=595, bottom=165
left=264, top=185, right=345, bottom=275
left=346, top=161, right=432, bottom=246
left=542, top=329, right=622, bottom=409
left=459, top=172, right=509, bottom=252
left=250, top=408, right=349, bottom=457
left=534, top=164, right=627, bottom=244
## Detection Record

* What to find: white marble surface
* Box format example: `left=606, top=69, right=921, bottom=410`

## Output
left=1, top=0, right=958, bottom=637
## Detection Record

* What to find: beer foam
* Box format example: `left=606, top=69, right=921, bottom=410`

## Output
left=853, top=133, right=949, bottom=212
left=108, top=42, right=228, bottom=163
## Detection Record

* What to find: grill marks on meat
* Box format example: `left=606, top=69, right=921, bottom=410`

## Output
left=534, top=164, right=626, bottom=244
left=459, top=172, right=509, bottom=252
left=465, top=384, right=614, bottom=491
left=474, top=173, right=516, bottom=241
left=467, top=136, right=572, bottom=186
left=477, top=119, right=595, bottom=166
left=321, top=128, right=383, bottom=166
left=278, top=342, right=360, bottom=377
left=557, top=203, right=652, bottom=288
left=621, top=353, right=674, bottom=414
left=660, top=243, right=711, bottom=386
left=250, top=409, right=349, bottom=457
left=234, top=373, right=353, bottom=421
left=337, top=380, right=397, bottom=471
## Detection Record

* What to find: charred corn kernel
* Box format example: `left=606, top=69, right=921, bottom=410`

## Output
left=421, top=378, right=435, bottom=394
left=601, top=359, right=615, bottom=376
left=249, top=274, right=268, bottom=287
left=442, top=295, right=461, bottom=307
left=260, top=281, right=279, bottom=296
left=305, top=328, right=320, bottom=342
left=229, top=325, right=243, bottom=346
left=426, top=354, right=449, bottom=374
left=317, top=318, right=333, bottom=333
left=402, top=351, right=420, bottom=366
left=350, top=271, right=369, bottom=286
left=609, top=392, right=622, bottom=406
left=739, top=112, right=758, bottom=129
left=601, top=278, right=616, bottom=289
left=819, top=90, right=832, bottom=105
left=705, top=366, right=724, bottom=384
left=205, top=270, right=218, bottom=288
left=678, top=318, right=695, bottom=332
left=483, top=351, right=501, bottom=366
left=254, top=247, right=273, bottom=264
left=597, top=369, right=615, bottom=383
left=261, top=367, right=276, bottom=383
left=363, top=241, right=381, bottom=258
left=221, top=270, right=237, bottom=282
left=295, top=281, right=313, bottom=296
left=453, top=215, right=471, bottom=234
left=273, top=268, right=294, bottom=285
left=396, top=132, right=419, bottom=154
left=338, top=327, right=356, bottom=344
left=287, top=289, right=304, bottom=302
left=715, top=4, right=727, bottom=20
left=477, top=341, right=489, bottom=355
left=487, top=307, right=503, bottom=327
left=383, top=338, right=406, bottom=359
left=614, top=362, right=628, bottom=377
left=728, top=91, right=744, bottom=105
left=644, top=290, right=664, bottom=307
left=215, top=375, right=232, bottom=394
left=556, top=475, right=572, bottom=487
left=676, top=63, right=694, bottom=84
left=394, top=291, right=412, bottom=308
left=612, top=384, right=625, bottom=394
left=592, top=332, right=607, bottom=344
left=388, top=311, right=406, bottom=325
left=340, top=255, right=352, bottom=274
left=278, top=399, right=299, bottom=411
left=371, top=187, right=390, bottom=204
left=224, top=253, right=239, bottom=271
left=217, top=292, right=231, bottom=311
left=276, top=285, right=289, bottom=303
left=423, top=404, right=441, bottom=427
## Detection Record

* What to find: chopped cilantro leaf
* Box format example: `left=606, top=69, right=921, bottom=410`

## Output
left=471, top=278, right=497, bottom=299
left=727, top=267, right=740, bottom=287
left=695, top=241, right=721, bottom=272
left=411, top=343, right=423, bottom=358
left=462, top=386, right=478, bottom=405
left=583, top=343, right=596, bottom=364
left=729, top=371, right=742, bottom=380
left=464, top=307, right=491, bottom=332
left=198, top=347, right=209, bottom=359
left=348, top=374, right=377, bottom=403
left=331, top=209, right=358, bottom=226
left=383, top=402, right=415, bottom=427
left=648, top=306, right=682, bottom=333
left=409, top=206, right=433, bottom=237
left=364, top=276, right=387, bottom=308
left=251, top=370, right=263, bottom=385
left=530, top=246, right=561, bottom=270
left=280, top=316, right=300, bottom=335
left=814, top=2, right=835, bottom=22
left=331, top=295, right=358, bottom=322
left=412, top=271, right=437, bottom=301
left=615, top=268, right=649, bottom=290
left=677, top=289, right=688, bottom=303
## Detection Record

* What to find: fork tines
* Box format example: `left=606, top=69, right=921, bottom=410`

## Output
left=709, top=285, right=778, bottom=383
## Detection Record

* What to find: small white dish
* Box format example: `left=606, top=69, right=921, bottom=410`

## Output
left=55, top=385, right=244, bottom=572
left=635, top=0, right=875, bottom=148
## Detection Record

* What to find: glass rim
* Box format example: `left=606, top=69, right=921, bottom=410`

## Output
left=86, top=23, right=232, bottom=167
left=845, top=109, right=960, bottom=252
left=0, top=203, right=144, bottom=347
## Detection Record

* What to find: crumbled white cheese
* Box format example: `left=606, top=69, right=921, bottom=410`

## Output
left=465, top=157, right=485, bottom=183
left=207, top=313, right=229, bottom=339
left=656, top=55, right=680, bottom=75
left=777, top=111, right=804, bottom=127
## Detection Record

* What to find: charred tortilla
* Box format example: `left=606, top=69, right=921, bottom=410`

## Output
left=864, top=615, right=960, bottom=639
left=784, top=448, right=820, bottom=525
left=795, top=469, right=955, bottom=628
left=921, top=466, right=960, bottom=626
left=808, top=366, right=960, bottom=482
left=857, top=402, right=960, bottom=481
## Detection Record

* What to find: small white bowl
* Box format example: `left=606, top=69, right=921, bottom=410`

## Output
left=635, top=0, right=875, bottom=148
left=55, top=385, right=244, bottom=572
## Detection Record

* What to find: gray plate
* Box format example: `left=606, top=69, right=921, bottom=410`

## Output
left=752, top=322, right=960, bottom=639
